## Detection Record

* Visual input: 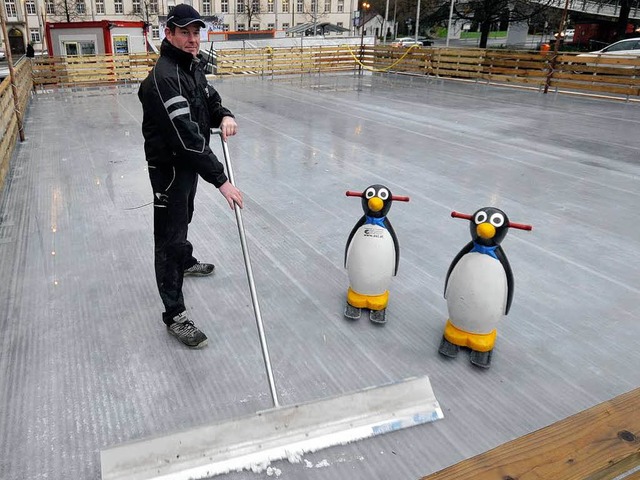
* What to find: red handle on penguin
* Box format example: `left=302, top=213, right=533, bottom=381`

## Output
left=346, top=191, right=410, bottom=202
left=451, top=211, right=533, bottom=231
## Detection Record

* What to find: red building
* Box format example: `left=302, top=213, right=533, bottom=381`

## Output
left=45, top=20, right=150, bottom=56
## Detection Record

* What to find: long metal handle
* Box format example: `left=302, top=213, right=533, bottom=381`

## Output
left=211, top=129, right=280, bottom=408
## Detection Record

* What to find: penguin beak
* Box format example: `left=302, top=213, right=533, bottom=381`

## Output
left=477, top=223, right=495, bottom=239
left=368, top=197, right=383, bottom=212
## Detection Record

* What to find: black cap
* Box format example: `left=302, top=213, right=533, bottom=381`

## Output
left=167, top=4, right=206, bottom=28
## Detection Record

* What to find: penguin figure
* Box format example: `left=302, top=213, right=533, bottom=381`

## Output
left=344, top=185, right=409, bottom=324
left=439, top=207, right=532, bottom=368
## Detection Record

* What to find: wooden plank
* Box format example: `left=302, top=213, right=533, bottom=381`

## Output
left=421, top=388, right=640, bottom=480
left=551, top=81, right=640, bottom=96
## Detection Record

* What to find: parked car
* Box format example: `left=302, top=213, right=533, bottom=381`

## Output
left=391, top=37, right=433, bottom=47
left=575, top=37, right=640, bottom=68
left=0, top=49, right=6, bottom=61
left=563, top=29, right=575, bottom=42
left=578, top=37, right=640, bottom=57
left=391, top=37, right=421, bottom=47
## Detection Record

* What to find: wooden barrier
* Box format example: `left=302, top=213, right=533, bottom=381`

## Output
left=0, top=60, right=32, bottom=192
left=216, top=45, right=357, bottom=76
left=27, top=47, right=640, bottom=100
left=32, top=53, right=157, bottom=88
left=421, top=387, right=640, bottom=480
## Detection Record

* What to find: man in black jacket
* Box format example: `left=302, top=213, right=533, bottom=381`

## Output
left=138, top=3, right=243, bottom=348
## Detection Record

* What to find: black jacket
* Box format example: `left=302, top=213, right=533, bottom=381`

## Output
left=138, top=39, right=232, bottom=187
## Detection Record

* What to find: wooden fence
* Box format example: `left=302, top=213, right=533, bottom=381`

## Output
left=32, top=53, right=157, bottom=88
left=28, top=46, right=640, bottom=100
left=0, top=60, right=32, bottom=191
left=370, top=46, right=640, bottom=99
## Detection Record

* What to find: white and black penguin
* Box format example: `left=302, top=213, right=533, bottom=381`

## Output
left=438, top=207, right=532, bottom=368
left=344, top=185, right=409, bottom=324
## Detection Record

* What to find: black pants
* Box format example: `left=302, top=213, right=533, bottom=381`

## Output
left=148, top=164, right=199, bottom=325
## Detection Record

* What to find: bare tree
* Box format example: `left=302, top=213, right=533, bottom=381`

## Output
left=240, top=0, right=263, bottom=29
left=48, top=0, right=87, bottom=22
left=453, top=0, right=555, bottom=47
left=589, top=0, right=636, bottom=40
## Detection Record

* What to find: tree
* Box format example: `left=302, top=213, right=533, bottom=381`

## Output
left=240, top=0, right=263, bottom=30
left=590, top=0, right=636, bottom=40
left=48, top=0, right=87, bottom=22
left=453, top=0, right=555, bottom=48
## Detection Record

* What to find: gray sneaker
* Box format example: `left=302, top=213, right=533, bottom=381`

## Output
left=167, top=311, right=208, bottom=348
left=184, top=262, right=215, bottom=277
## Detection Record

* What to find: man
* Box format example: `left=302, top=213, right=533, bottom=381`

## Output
left=138, top=3, right=243, bottom=348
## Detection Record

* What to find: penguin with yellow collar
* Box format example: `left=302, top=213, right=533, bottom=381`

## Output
left=344, top=185, right=409, bottom=324
left=439, top=207, right=532, bottom=368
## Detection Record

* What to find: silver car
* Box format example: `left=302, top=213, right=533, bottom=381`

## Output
left=584, top=38, right=640, bottom=57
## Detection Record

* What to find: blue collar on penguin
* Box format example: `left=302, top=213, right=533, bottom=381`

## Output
left=365, top=215, right=386, bottom=227
left=471, top=242, right=498, bottom=259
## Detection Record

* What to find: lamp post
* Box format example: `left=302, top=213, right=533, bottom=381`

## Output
left=382, top=0, right=389, bottom=42
left=414, top=0, right=420, bottom=43
left=359, top=1, right=369, bottom=73
left=446, top=0, right=454, bottom=47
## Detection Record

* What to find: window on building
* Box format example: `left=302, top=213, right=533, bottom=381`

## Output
left=132, top=0, right=141, bottom=13
left=114, top=0, right=123, bottom=13
left=251, top=0, right=259, bottom=11
left=267, top=22, right=274, bottom=29
left=80, top=41, right=96, bottom=55
left=296, top=0, right=302, bottom=13
left=252, top=23, right=259, bottom=30
left=336, top=21, right=343, bottom=33
left=152, top=26, right=160, bottom=38
left=76, top=0, right=86, bottom=14
left=267, top=0, right=273, bottom=12
left=337, top=0, right=343, bottom=11
left=223, top=24, right=230, bottom=31
left=202, top=0, right=211, bottom=15
left=5, top=0, right=17, bottom=17
left=282, top=22, right=289, bottom=29
left=310, top=0, right=316, bottom=13
left=26, top=1, right=36, bottom=14
left=95, top=0, right=104, bottom=13
left=237, top=23, right=245, bottom=30
left=281, top=0, right=289, bottom=12
left=236, top=0, right=244, bottom=13
left=30, top=28, right=41, bottom=42
left=324, top=0, right=330, bottom=12
left=221, top=0, right=228, bottom=12
left=45, top=0, right=55, bottom=14
left=149, top=0, right=158, bottom=13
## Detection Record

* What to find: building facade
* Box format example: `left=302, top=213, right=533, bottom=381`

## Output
left=2, top=0, right=362, bottom=54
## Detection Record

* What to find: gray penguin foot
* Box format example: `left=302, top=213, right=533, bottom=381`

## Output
left=344, top=303, right=361, bottom=320
left=469, top=349, right=492, bottom=368
left=369, top=308, right=387, bottom=324
left=438, top=337, right=460, bottom=358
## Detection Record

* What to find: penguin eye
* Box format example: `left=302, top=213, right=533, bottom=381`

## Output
left=474, top=211, right=488, bottom=224
left=378, top=188, right=389, bottom=200
left=364, top=188, right=376, bottom=199
left=490, top=213, right=505, bottom=227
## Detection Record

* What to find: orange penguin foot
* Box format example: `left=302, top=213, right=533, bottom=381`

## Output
left=443, top=319, right=497, bottom=353
left=347, top=288, right=389, bottom=311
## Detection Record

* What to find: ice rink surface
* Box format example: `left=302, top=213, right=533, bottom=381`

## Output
left=0, top=72, right=639, bottom=480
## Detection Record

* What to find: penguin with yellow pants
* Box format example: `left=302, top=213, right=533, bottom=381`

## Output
left=344, top=185, right=409, bottom=324
left=439, top=207, right=532, bottom=368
